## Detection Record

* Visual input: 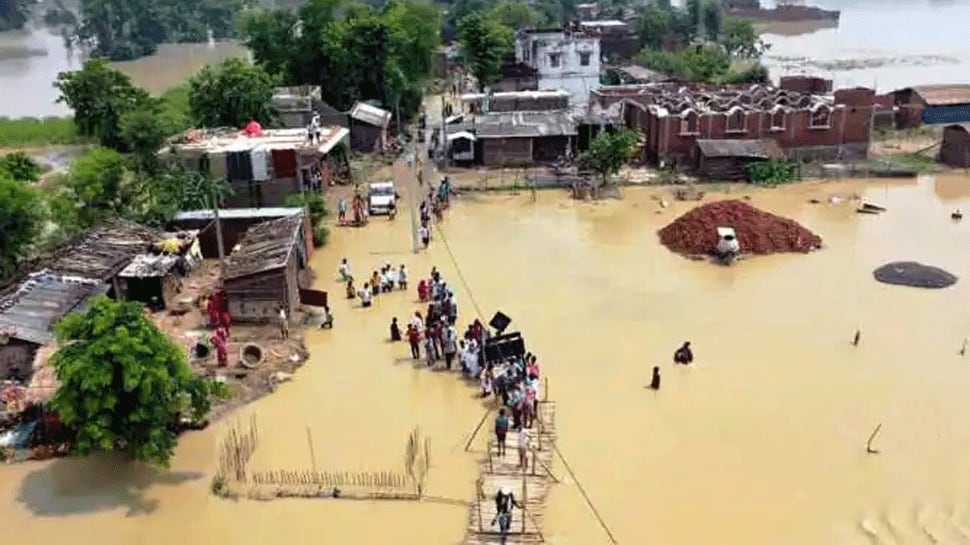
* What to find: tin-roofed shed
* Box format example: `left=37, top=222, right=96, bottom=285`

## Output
left=939, top=124, right=970, bottom=167
left=117, top=254, right=183, bottom=310
left=223, top=214, right=308, bottom=322
left=0, top=273, right=109, bottom=380
left=695, top=139, right=785, bottom=181
left=474, top=111, right=579, bottom=166
left=349, top=102, right=393, bottom=153
left=893, top=84, right=970, bottom=126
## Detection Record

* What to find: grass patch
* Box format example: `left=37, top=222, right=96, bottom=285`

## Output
left=0, top=117, right=90, bottom=147
left=880, top=151, right=938, bottom=173
left=873, top=125, right=938, bottom=142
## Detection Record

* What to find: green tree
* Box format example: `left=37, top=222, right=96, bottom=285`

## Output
left=636, top=44, right=731, bottom=82
left=0, top=152, right=43, bottom=182
left=239, top=9, right=299, bottom=82
left=720, top=17, right=769, bottom=58
left=578, top=129, right=638, bottom=186
left=50, top=297, right=213, bottom=467
left=285, top=192, right=329, bottom=245
left=0, top=0, right=31, bottom=30
left=489, top=2, right=540, bottom=30
left=120, top=102, right=168, bottom=174
left=0, top=177, right=43, bottom=279
left=188, top=58, right=278, bottom=128
left=135, top=164, right=232, bottom=225
left=700, top=0, right=722, bottom=39
left=639, top=5, right=672, bottom=50
left=458, top=13, right=513, bottom=91
left=685, top=0, right=700, bottom=36
left=55, top=59, right=151, bottom=150
left=60, top=148, right=129, bottom=227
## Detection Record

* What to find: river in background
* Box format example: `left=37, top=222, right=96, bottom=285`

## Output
left=0, top=27, right=246, bottom=118
left=4, top=170, right=970, bottom=544
left=761, top=0, right=970, bottom=91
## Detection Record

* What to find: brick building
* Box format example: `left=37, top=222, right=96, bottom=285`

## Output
left=591, top=83, right=875, bottom=165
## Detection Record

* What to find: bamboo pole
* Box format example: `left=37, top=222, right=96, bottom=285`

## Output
left=867, top=423, right=882, bottom=454
left=306, top=426, right=317, bottom=472
left=464, top=408, right=493, bottom=452
left=521, top=473, right=527, bottom=534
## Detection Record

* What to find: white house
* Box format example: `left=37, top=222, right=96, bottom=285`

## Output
left=514, top=28, right=601, bottom=108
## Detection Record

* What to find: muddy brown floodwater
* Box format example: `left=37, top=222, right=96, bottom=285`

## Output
left=5, top=172, right=970, bottom=545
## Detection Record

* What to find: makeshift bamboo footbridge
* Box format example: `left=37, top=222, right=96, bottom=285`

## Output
left=463, top=398, right=558, bottom=544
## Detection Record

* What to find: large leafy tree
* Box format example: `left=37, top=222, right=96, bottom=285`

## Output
left=120, top=102, right=169, bottom=174
left=240, top=0, right=441, bottom=115
left=578, top=129, right=638, bottom=186
left=721, top=17, right=769, bottom=58
left=58, top=147, right=129, bottom=228
left=458, top=12, right=513, bottom=91
left=488, top=2, right=540, bottom=30
left=639, top=5, right=672, bottom=51
left=50, top=297, right=212, bottom=467
left=700, top=0, right=723, bottom=40
left=188, top=58, right=278, bottom=128
left=0, top=152, right=43, bottom=182
left=0, top=177, right=43, bottom=280
left=0, top=0, right=31, bottom=30
left=55, top=60, right=151, bottom=150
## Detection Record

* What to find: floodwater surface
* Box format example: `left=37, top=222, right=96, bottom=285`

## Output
left=0, top=28, right=246, bottom=117
left=4, top=170, right=970, bottom=544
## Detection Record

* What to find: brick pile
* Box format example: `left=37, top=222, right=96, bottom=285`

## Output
left=658, top=200, right=822, bottom=256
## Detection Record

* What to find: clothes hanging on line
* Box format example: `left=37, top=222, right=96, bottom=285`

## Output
left=250, top=147, right=270, bottom=180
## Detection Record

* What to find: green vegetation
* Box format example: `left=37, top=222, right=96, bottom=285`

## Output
left=0, top=177, right=44, bottom=279
left=457, top=12, right=514, bottom=91
left=240, top=0, right=442, bottom=115
left=0, top=152, right=43, bottom=182
left=65, top=0, right=249, bottom=61
left=50, top=297, right=216, bottom=467
left=578, top=129, right=639, bottom=186
left=635, top=0, right=769, bottom=84
left=875, top=152, right=938, bottom=174
left=286, top=192, right=330, bottom=246
left=188, top=58, right=278, bottom=128
left=0, top=117, right=89, bottom=147
left=747, top=159, right=800, bottom=186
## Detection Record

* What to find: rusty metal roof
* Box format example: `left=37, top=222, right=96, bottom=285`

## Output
left=224, top=214, right=304, bottom=280
left=696, top=139, right=784, bottom=160
left=350, top=102, right=392, bottom=128
left=910, top=85, right=970, bottom=106
left=46, top=222, right=163, bottom=281
left=0, top=272, right=109, bottom=344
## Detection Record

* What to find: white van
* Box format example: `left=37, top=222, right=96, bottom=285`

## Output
left=368, top=181, right=397, bottom=215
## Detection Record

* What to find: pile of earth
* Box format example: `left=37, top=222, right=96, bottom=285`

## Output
left=873, top=262, right=958, bottom=289
left=658, top=200, right=822, bottom=256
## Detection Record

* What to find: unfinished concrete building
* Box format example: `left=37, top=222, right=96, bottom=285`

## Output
left=592, top=83, right=874, bottom=165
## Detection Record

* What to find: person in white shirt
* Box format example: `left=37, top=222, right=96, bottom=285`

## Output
left=418, top=225, right=430, bottom=248
left=410, top=311, right=423, bottom=331
left=360, top=284, right=373, bottom=308
left=387, top=266, right=398, bottom=288
left=517, top=427, right=530, bottom=469
left=380, top=269, right=391, bottom=293
left=398, top=264, right=408, bottom=290
left=338, top=258, right=351, bottom=281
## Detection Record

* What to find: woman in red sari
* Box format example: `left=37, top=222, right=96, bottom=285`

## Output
left=417, top=279, right=429, bottom=302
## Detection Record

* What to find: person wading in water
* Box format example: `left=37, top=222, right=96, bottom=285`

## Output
left=494, top=408, right=510, bottom=457
left=673, top=341, right=693, bottom=365
left=650, top=366, right=661, bottom=390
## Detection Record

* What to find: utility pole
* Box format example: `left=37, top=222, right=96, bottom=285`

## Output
left=408, top=144, right=420, bottom=254
left=210, top=185, right=227, bottom=281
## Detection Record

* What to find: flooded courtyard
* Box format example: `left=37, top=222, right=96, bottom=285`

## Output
left=3, top=171, right=970, bottom=544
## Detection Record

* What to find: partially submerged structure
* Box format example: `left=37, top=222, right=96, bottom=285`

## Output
left=223, top=214, right=311, bottom=322
left=939, top=124, right=970, bottom=167
left=592, top=83, right=874, bottom=165
left=160, top=126, right=350, bottom=207
left=349, top=102, right=393, bottom=153
left=694, top=139, right=785, bottom=180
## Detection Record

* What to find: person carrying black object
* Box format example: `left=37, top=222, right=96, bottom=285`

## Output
left=674, top=341, right=693, bottom=365
left=491, top=486, right=522, bottom=543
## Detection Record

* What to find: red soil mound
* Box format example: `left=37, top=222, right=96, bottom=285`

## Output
left=658, top=200, right=822, bottom=256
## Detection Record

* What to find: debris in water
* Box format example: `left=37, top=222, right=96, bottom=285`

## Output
left=872, top=262, right=958, bottom=289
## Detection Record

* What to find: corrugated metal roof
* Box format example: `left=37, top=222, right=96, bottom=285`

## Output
left=47, top=222, right=163, bottom=281
left=350, top=102, right=392, bottom=128
left=174, top=207, right=303, bottom=221
left=910, top=84, right=970, bottom=106
left=118, top=254, right=180, bottom=278
left=224, top=214, right=304, bottom=280
left=696, top=139, right=784, bottom=159
left=475, top=111, right=579, bottom=139
left=0, top=272, right=109, bottom=344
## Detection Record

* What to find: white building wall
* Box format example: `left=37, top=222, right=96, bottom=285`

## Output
left=516, top=31, right=601, bottom=108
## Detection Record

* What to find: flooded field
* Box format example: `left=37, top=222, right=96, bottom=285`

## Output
left=4, top=172, right=970, bottom=544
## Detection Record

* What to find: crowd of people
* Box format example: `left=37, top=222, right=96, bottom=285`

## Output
left=340, top=258, right=409, bottom=309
